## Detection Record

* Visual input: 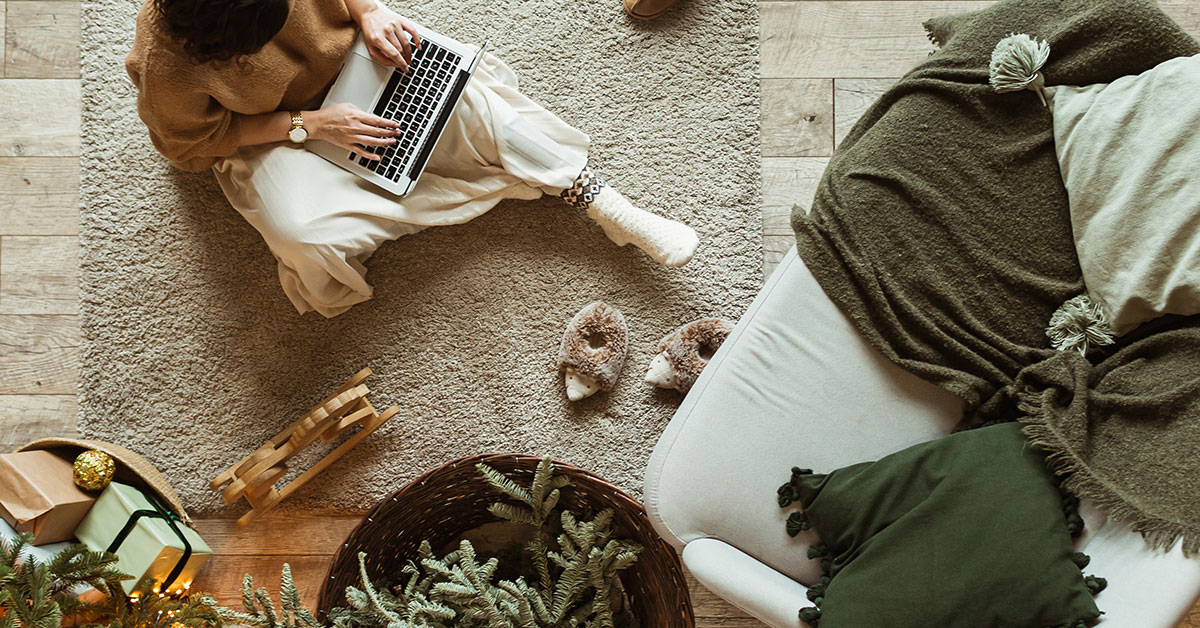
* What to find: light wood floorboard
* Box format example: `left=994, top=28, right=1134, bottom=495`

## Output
left=0, top=313, right=79, bottom=394
left=832, top=78, right=894, bottom=147
left=760, top=1, right=993, bottom=77
left=1162, top=2, right=1200, bottom=39
left=1, top=3, right=7, bottom=76
left=761, top=78, right=833, bottom=157
left=0, top=235, right=78, bottom=314
left=0, top=0, right=1197, bottom=625
left=0, top=394, right=75, bottom=451
left=0, top=78, right=80, bottom=155
left=0, top=157, right=80, bottom=235
left=4, top=0, right=80, bottom=78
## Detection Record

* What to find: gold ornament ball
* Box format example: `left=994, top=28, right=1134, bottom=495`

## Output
left=74, top=450, right=116, bottom=491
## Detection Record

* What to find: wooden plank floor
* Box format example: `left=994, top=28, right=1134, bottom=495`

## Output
left=1, top=1, right=1198, bottom=626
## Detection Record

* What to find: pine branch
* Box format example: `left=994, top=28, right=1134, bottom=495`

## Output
left=476, top=463, right=533, bottom=505
left=256, top=587, right=281, bottom=628
left=241, top=573, right=258, bottom=615
left=43, top=544, right=127, bottom=598
left=355, top=553, right=402, bottom=626
left=91, top=589, right=223, bottom=628
left=587, top=548, right=615, bottom=628
left=530, top=458, right=553, bottom=507
left=525, top=532, right=553, bottom=606
left=540, top=489, right=561, bottom=521
left=8, top=556, right=61, bottom=628
left=0, top=533, right=31, bottom=568
left=281, top=564, right=322, bottom=628
left=590, top=510, right=615, bottom=543
left=207, top=591, right=269, bottom=628
left=487, top=503, right=539, bottom=528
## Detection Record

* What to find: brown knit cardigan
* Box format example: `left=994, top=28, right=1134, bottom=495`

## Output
left=125, top=0, right=357, bottom=172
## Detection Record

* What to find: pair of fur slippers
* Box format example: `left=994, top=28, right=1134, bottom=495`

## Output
left=557, top=301, right=733, bottom=401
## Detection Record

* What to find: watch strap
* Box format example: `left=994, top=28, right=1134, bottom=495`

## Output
left=289, top=111, right=304, bottom=130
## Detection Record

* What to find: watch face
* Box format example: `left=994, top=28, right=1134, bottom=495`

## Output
left=289, top=127, right=308, bottom=143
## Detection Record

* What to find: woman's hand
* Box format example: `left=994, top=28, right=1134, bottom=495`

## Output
left=357, top=4, right=422, bottom=71
left=305, top=103, right=400, bottom=160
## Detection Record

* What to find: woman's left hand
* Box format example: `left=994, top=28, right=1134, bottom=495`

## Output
left=358, top=5, right=422, bottom=71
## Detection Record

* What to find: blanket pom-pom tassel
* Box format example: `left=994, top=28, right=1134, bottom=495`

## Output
left=798, top=606, right=822, bottom=627
left=989, top=33, right=1051, bottom=107
left=1046, top=294, right=1115, bottom=356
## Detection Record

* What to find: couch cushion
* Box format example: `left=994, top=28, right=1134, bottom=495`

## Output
left=778, top=423, right=1102, bottom=628
left=1047, top=53, right=1200, bottom=335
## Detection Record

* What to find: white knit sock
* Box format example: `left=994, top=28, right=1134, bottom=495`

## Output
left=560, top=167, right=699, bottom=267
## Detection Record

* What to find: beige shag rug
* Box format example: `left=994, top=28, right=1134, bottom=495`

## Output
left=80, top=0, right=760, bottom=514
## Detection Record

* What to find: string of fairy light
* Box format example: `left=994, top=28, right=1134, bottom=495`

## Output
left=126, top=579, right=194, bottom=626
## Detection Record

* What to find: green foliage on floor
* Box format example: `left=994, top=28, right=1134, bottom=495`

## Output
left=225, top=458, right=643, bottom=628
left=0, top=530, right=219, bottom=628
left=1, top=531, right=125, bottom=628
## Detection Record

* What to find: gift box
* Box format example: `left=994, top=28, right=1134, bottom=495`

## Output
left=74, top=482, right=212, bottom=594
left=0, top=450, right=96, bottom=544
left=0, top=518, right=94, bottom=596
left=0, top=516, right=76, bottom=564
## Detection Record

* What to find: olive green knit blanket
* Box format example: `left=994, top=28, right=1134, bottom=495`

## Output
left=792, top=0, right=1200, bottom=555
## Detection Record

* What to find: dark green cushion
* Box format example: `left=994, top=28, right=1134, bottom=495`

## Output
left=777, top=423, right=1104, bottom=628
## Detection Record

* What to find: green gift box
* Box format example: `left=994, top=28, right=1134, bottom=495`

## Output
left=74, top=482, right=211, bottom=595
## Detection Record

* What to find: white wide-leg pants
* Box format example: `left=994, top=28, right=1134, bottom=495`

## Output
left=213, top=52, right=589, bottom=318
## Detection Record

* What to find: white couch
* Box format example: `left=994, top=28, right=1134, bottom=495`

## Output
left=643, top=247, right=1200, bottom=628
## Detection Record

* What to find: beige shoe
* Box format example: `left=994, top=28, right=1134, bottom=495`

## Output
left=623, top=0, right=678, bottom=20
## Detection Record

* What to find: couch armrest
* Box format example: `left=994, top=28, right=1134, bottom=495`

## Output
left=1085, top=522, right=1200, bottom=628
left=682, top=538, right=810, bottom=628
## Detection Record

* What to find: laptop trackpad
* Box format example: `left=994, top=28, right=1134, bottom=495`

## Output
left=323, top=56, right=392, bottom=110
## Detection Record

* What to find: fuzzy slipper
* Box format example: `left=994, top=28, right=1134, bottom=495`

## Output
left=558, top=302, right=629, bottom=401
left=645, top=318, right=734, bottom=393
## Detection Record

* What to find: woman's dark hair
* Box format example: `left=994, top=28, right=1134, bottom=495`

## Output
left=153, top=0, right=290, bottom=64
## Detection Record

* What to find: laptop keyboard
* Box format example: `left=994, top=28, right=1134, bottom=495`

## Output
left=350, top=40, right=464, bottom=182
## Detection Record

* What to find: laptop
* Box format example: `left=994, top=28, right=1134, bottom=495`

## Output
left=308, top=26, right=487, bottom=196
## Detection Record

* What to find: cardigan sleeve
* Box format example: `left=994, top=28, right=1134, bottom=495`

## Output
left=126, top=50, right=246, bottom=172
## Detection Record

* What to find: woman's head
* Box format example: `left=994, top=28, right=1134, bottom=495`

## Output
left=153, top=0, right=290, bottom=63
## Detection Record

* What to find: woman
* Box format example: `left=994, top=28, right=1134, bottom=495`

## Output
left=127, top=0, right=699, bottom=317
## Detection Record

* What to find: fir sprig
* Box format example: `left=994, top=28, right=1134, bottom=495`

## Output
left=0, top=531, right=130, bottom=628
left=98, top=587, right=223, bottom=628
left=211, top=566, right=321, bottom=628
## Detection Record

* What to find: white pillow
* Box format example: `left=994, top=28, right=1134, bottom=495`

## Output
left=1046, top=53, right=1200, bottom=335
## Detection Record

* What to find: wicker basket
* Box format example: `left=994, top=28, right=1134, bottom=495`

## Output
left=316, top=453, right=694, bottom=627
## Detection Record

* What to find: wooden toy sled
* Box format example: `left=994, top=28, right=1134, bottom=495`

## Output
left=210, top=368, right=398, bottom=526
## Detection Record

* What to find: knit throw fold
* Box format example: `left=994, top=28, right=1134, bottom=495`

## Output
left=792, top=0, right=1200, bottom=555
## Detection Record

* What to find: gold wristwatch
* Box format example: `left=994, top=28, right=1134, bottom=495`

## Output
left=287, top=111, right=308, bottom=144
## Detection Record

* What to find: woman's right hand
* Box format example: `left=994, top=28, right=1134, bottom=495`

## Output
left=305, top=103, right=401, bottom=160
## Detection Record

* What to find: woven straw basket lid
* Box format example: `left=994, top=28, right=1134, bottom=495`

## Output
left=18, top=437, right=192, bottom=526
